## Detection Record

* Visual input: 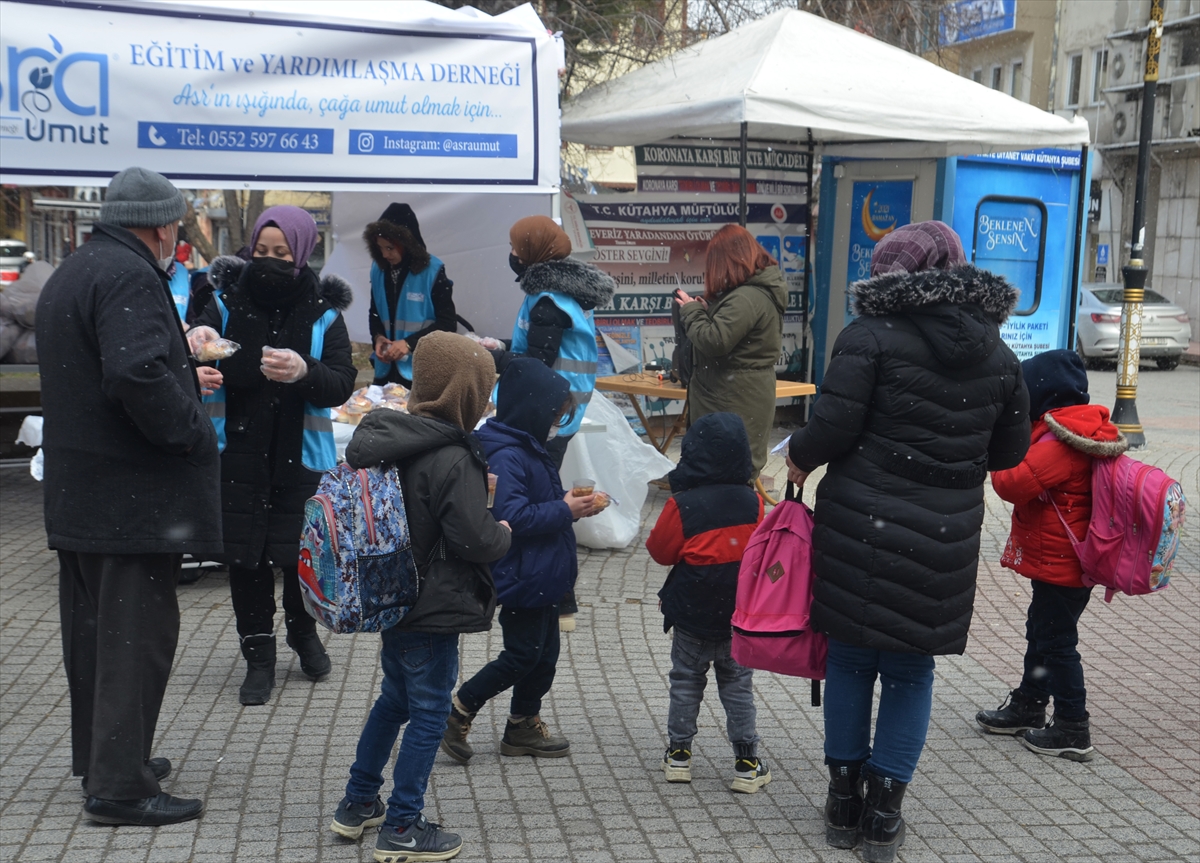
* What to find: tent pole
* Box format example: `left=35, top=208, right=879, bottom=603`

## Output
left=803, top=130, right=814, bottom=387
left=739, top=121, right=748, bottom=227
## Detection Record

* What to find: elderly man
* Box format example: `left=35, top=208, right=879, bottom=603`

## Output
left=36, top=167, right=222, bottom=826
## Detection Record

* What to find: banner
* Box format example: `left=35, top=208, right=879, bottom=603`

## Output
left=845, top=180, right=913, bottom=324
left=0, top=0, right=557, bottom=189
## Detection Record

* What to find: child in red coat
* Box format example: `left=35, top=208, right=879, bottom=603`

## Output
left=975, top=349, right=1127, bottom=761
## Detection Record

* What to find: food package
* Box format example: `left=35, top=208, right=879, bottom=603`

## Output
left=464, top=332, right=504, bottom=351
left=195, top=338, right=241, bottom=362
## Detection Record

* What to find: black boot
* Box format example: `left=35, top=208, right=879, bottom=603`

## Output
left=238, top=634, right=276, bottom=706
left=286, top=629, right=331, bottom=681
left=976, top=688, right=1047, bottom=735
left=1021, top=715, right=1094, bottom=762
left=824, top=761, right=864, bottom=849
left=860, top=771, right=907, bottom=863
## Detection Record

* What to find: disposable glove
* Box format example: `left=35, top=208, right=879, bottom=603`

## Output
left=186, top=325, right=221, bottom=357
left=261, top=347, right=309, bottom=384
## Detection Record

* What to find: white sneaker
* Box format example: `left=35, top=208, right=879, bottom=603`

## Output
left=663, top=747, right=692, bottom=783
left=731, top=757, right=772, bottom=793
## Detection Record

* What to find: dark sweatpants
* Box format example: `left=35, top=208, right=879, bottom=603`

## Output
left=543, top=433, right=578, bottom=616
left=457, top=604, right=561, bottom=717
left=1019, top=580, right=1094, bottom=721
left=228, top=562, right=313, bottom=639
left=59, top=551, right=181, bottom=800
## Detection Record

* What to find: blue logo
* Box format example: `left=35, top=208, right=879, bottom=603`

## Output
left=3, top=34, right=110, bottom=146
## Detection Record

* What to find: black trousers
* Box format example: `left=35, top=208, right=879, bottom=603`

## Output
left=543, top=433, right=578, bottom=616
left=59, top=550, right=181, bottom=800
left=228, top=561, right=313, bottom=639
left=1019, top=580, right=1094, bottom=721
left=457, top=604, right=561, bottom=717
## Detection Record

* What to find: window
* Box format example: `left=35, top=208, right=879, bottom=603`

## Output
left=1010, top=61, right=1024, bottom=99
left=972, top=68, right=983, bottom=84
left=1066, top=53, right=1083, bottom=107
left=1091, top=49, right=1108, bottom=103
left=991, top=65, right=1003, bottom=89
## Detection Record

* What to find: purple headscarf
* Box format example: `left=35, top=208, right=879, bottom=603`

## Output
left=250, top=205, right=320, bottom=273
left=869, top=221, right=965, bottom=277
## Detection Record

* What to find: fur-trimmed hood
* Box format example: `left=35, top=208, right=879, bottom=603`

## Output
left=208, top=255, right=353, bottom=312
left=1044, top=407, right=1129, bottom=458
left=850, top=263, right=1019, bottom=323
left=518, top=257, right=616, bottom=310
left=362, top=217, right=431, bottom=274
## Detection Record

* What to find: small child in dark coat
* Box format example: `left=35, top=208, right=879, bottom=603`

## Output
left=646, top=412, right=768, bottom=793
left=441, top=358, right=597, bottom=762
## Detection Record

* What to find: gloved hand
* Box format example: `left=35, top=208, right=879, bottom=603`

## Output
left=260, top=347, right=309, bottom=384
left=186, top=325, right=221, bottom=357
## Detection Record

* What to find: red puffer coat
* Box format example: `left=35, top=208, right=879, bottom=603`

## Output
left=992, top=404, right=1128, bottom=587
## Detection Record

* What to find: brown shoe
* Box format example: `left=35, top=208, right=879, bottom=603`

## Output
left=440, top=706, right=476, bottom=764
left=500, top=716, right=570, bottom=758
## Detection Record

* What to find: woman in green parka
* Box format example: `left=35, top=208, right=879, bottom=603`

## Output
left=675, top=225, right=786, bottom=477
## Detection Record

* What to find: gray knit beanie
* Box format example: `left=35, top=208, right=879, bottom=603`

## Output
left=99, top=167, right=186, bottom=228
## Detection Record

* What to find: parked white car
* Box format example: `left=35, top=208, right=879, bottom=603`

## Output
left=1075, top=284, right=1192, bottom=370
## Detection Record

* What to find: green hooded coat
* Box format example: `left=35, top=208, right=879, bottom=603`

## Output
left=679, top=265, right=787, bottom=475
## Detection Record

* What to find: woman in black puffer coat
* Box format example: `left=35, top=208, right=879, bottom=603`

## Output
left=786, top=221, right=1030, bottom=862
left=192, top=206, right=357, bottom=707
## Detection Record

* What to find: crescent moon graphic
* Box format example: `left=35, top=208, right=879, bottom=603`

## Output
left=861, top=189, right=897, bottom=243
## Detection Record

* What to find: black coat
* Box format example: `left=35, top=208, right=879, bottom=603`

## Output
left=36, top=223, right=222, bottom=554
left=789, top=265, right=1030, bottom=655
left=197, top=256, right=356, bottom=567
left=346, top=410, right=511, bottom=634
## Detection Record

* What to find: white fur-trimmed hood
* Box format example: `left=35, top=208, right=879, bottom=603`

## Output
left=850, top=263, right=1019, bottom=323
left=1045, top=412, right=1129, bottom=458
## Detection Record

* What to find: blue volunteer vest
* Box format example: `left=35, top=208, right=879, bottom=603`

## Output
left=370, top=255, right=442, bottom=381
left=202, top=295, right=339, bottom=472
left=510, top=291, right=598, bottom=436
left=168, top=263, right=191, bottom=321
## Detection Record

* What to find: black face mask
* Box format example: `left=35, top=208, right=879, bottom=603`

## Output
left=246, top=256, right=305, bottom=309
left=508, top=252, right=528, bottom=279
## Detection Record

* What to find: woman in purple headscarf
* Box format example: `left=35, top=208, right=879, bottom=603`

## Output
left=785, top=221, right=1031, bottom=861
left=191, top=206, right=357, bottom=706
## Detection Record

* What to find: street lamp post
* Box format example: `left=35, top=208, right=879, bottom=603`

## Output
left=1111, top=0, right=1163, bottom=450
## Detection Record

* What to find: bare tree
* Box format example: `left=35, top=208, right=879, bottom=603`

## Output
left=181, top=189, right=266, bottom=264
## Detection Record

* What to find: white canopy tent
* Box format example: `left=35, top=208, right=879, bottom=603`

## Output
left=561, top=9, right=1089, bottom=157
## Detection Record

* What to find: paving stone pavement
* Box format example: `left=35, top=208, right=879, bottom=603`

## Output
left=1, top=366, right=1196, bottom=863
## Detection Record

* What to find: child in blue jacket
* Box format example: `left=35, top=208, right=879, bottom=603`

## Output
left=441, top=358, right=597, bottom=762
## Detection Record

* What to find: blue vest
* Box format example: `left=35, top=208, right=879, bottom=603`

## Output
left=202, top=296, right=339, bottom=472
left=510, top=291, right=598, bottom=436
left=168, top=263, right=191, bottom=321
left=370, top=255, right=442, bottom=381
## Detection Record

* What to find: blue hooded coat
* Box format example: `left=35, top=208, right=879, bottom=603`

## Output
left=475, top=358, right=578, bottom=608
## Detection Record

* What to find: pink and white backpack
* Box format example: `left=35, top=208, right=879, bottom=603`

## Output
left=731, top=483, right=827, bottom=705
left=1042, top=437, right=1187, bottom=603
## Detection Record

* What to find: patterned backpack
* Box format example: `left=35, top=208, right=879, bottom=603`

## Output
left=731, top=482, right=827, bottom=705
left=1042, top=441, right=1187, bottom=603
left=298, top=463, right=419, bottom=633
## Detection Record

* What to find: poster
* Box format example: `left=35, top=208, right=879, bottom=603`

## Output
left=846, top=180, right=913, bottom=323
left=0, top=0, right=557, bottom=188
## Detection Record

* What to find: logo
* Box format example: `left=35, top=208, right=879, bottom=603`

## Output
left=357, top=132, right=375, bottom=152
left=3, top=34, right=111, bottom=146
left=770, top=203, right=787, bottom=224
left=765, top=561, right=785, bottom=583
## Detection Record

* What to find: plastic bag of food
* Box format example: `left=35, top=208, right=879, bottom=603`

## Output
left=195, top=338, right=241, bottom=362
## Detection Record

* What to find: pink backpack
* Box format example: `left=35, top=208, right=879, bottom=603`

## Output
left=1041, top=433, right=1187, bottom=603
left=731, top=483, right=827, bottom=705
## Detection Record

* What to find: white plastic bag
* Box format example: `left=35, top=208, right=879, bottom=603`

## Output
left=15, top=414, right=43, bottom=448
left=562, top=391, right=675, bottom=549
left=29, top=448, right=43, bottom=481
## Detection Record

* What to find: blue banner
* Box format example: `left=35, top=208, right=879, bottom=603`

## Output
left=973, top=197, right=1047, bottom=316
left=137, top=122, right=332, bottom=153
left=846, top=180, right=913, bottom=323
left=940, top=0, right=1017, bottom=46
left=349, top=129, right=517, bottom=158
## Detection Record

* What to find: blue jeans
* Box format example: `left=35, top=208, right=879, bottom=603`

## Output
left=344, top=629, right=458, bottom=829
left=458, top=604, right=560, bottom=717
left=667, top=628, right=759, bottom=757
left=1020, top=580, right=1093, bottom=721
left=823, top=638, right=935, bottom=784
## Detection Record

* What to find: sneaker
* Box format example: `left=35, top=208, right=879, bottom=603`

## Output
left=374, top=813, right=462, bottom=863
left=500, top=716, right=570, bottom=758
left=440, top=706, right=476, bottom=764
left=331, top=796, right=386, bottom=840
left=976, top=689, right=1047, bottom=735
left=730, top=757, right=772, bottom=794
left=1020, top=716, right=1095, bottom=762
left=662, top=747, right=692, bottom=783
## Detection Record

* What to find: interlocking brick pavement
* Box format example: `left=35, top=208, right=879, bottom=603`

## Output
left=1, top=366, right=1196, bottom=862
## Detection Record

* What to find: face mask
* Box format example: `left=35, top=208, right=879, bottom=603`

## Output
left=157, top=228, right=178, bottom=271
left=508, top=252, right=528, bottom=278
left=246, top=256, right=304, bottom=308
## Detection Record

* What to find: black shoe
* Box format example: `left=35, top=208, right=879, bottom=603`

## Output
left=824, top=761, right=864, bottom=849
left=81, top=757, right=171, bottom=796
left=1021, top=716, right=1094, bottom=762
left=860, top=772, right=907, bottom=863
left=976, top=688, right=1047, bottom=735
left=83, top=792, right=204, bottom=826
left=374, top=813, right=462, bottom=862
left=238, top=634, right=276, bottom=706
left=330, top=795, right=386, bottom=840
left=287, top=630, right=331, bottom=681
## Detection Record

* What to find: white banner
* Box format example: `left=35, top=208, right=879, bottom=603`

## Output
left=0, top=0, right=559, bottom=190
